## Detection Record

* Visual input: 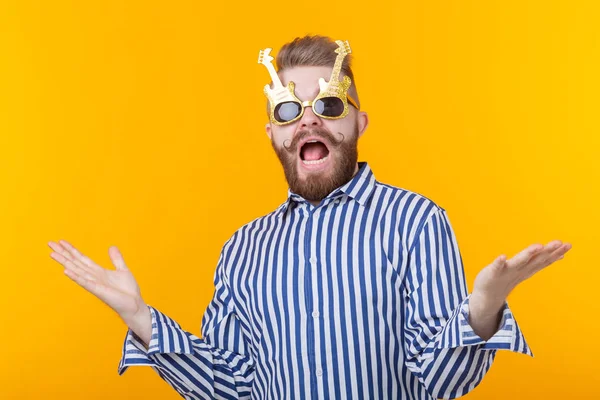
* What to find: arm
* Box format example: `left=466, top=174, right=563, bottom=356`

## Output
left=118, top=249, right=255, bottom=399
left=403, top=207, right=532, bottom=399
left=48, top=239, right=254, bottom=400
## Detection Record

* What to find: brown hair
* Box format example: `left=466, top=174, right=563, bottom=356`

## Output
left=266, top=35, right=361, bottom=116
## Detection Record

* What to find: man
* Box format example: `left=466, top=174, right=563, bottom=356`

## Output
left=48, top=35, right=571, bottom=399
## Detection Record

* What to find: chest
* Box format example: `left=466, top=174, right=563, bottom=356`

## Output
left=228, top=205, right=409, bottom=333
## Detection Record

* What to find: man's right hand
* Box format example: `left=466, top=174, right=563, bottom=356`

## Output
left=48, top=240, right=151, bottom=345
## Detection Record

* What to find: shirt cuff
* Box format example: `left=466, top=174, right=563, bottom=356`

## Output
left=458, top=295, right=533, bottom=356
left=435, top=294, right=533, bottom=357
left=117, top=305, right=195, bottom=375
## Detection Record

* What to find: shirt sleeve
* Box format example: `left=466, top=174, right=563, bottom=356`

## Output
left=117, top=247, right=254, bottom=399
left=403, top=206, right=532, bottom=399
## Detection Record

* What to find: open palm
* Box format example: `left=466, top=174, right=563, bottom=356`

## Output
left=473, top=239, right=572, bottom=306
left=48, top=240, right=146, bottom=321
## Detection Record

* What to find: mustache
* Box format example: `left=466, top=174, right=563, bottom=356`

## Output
left=282, top=129, right=345, bottom=153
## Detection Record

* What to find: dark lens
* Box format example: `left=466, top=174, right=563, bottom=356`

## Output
left=314, top=97, right=344, bottom=117
left=274, top=102, right=302, bottom=123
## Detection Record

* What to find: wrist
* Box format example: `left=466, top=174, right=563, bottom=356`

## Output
left=121, top=298, right=150, bottom=329
left=122, top=302, right=152, bottom=348
left=468, top=292, right=506, bottom=341
left=469, top=291, right=505, bottom=318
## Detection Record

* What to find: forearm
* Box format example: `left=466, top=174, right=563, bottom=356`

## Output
left=118, top=306, right=256, bottom=399
left=404, top=294, right=532, bottom=398
left=406, top=345, right=496, bottom=399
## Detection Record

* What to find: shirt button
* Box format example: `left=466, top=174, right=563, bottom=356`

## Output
left=312, top=310, right=320, bottom=318
left=316, top=368, right=323, bottom=377
left=310, top=257, right=317, bottom=265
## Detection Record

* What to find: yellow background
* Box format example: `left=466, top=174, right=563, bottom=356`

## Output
left=1, top=0, right=598, bottom=398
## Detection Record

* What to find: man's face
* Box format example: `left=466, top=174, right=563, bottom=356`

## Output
left=265, top=66, right=369, bottom=202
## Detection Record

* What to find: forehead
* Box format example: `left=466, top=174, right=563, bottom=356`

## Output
left=279, top=66, right=334, bottom=99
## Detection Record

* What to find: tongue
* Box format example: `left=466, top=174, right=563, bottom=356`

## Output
left=302, top=142, right=328, bottom=161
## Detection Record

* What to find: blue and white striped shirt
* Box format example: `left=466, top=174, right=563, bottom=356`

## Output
left=118, top=162, right=532, bottom=399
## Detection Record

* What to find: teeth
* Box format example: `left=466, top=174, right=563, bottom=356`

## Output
left=306, top=140, right=318, bottom=143
left=302, top=155, right=329, bottom=165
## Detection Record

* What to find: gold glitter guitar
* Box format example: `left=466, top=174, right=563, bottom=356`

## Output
left=313, top=40, right=353, bottom=107
left=258, top=47, right=303, bottom=117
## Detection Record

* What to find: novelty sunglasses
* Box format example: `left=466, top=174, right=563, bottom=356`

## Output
left=258, top=40, right=358, bottom=126
left=271, top=89, right=359, bottom=125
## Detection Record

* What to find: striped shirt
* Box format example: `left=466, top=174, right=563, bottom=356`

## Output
left=118, top=161, right=532, bottom=399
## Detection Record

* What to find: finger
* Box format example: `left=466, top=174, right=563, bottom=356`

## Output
left=108, top=246, right=129, bottom=271
left=51, top=251, right=97, bottom=282
left=507, top=239, right=564, bottom=269
left=549, top=242, right=572, bottom=261
left=49, top=241, right=98, bottom=275
left=543, top=240, right=563, bottom=253
left=560, top=242, right=572, bottom=258
left=491, top=254, right=507, bottom=271
left=48, top=241, right=76, bottom=263
left=532, top=239, right=562, bottom=257
left=527, top=241, right=570, bottom=272
left=529, top=240, right=562, bottom=263
left=505, top=243, right=544, bottom=269
left=58, top=240, right=99, bottom=269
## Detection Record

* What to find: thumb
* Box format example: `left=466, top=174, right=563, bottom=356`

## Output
left=492, top=254, right=507, bottom=269
left=108, top=246, right=129, bottom=271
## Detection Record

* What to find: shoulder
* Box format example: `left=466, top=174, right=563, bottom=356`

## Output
left=217, top=201, right=287, bottom=263
left=373, top=180, right=447, bottom=245
left=374, top=180, right=445, bottom=216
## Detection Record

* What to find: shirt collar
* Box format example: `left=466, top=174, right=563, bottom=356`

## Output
left=280, top=161, right=377, bottom=214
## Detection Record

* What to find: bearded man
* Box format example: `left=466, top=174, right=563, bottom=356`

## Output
left=48, top=35, right=572, bottom=399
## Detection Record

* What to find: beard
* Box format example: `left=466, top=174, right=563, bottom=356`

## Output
left=271, top=125, right=359, bottom=202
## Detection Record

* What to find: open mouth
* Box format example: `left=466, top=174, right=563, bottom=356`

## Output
left=300, top=139, right=330, bottom=166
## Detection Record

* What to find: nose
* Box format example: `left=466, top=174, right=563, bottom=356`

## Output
left=298, top=104, right=323, bottom=129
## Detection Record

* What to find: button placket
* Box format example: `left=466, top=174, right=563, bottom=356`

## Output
left=304, top=209, right=319, bottom=394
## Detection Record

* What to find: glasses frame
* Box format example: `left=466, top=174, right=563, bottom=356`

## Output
left=269, top=81, right=360, bottom=126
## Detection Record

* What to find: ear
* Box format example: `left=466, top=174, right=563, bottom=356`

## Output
left=357, top=111, right=369, bottom=138
left=265, top=122, right=272, bottom=140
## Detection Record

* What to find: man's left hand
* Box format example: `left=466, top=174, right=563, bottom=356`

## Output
left=468, top=240, right=572, bottom=340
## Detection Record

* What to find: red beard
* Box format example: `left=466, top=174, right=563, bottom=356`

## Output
left=271, top=126, right=359, bottom=202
